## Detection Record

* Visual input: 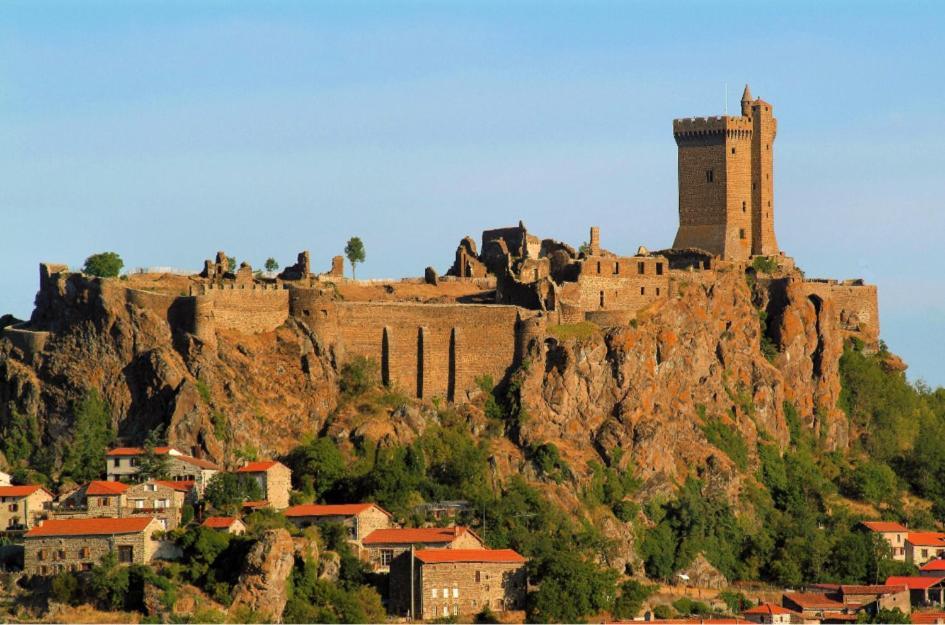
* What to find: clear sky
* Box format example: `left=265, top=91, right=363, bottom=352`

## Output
left=1, top=1, right=943, bottom=386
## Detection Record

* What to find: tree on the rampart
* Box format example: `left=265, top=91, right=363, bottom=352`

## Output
left=344, top=237, right=365, bottom=279
left=226, top=256, right=237, bottom=273
left=82, top=252, right=124, bottom=278
left=264, top=257, right=279, bottom=272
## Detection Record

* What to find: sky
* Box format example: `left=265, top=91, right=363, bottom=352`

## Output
left=1, top=1, right=943, bottom=386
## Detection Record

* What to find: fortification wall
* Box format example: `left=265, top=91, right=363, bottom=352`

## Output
left=558, top=255, right=670, bottom=314
left=308, top=301, right=529, bottom=401
left=1, top=324, right=50, bottom=363
left=803, top=279, right=879, bottom=346
left=192, top=284, right=290, bottom=334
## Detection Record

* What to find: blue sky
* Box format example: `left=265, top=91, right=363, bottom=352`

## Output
left=1, top=1, right=943, bottom=386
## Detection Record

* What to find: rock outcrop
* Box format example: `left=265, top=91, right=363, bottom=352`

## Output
left=229, top=529, right=296, bottom=622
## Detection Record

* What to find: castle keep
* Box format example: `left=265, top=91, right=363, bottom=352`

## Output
left=4, top=86, right=880, bottom=404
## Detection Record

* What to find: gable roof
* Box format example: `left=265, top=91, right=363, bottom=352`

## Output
left=886, top=576, right=945, bottom=590
left=242, top=499, right=269, bottom=509
left=85, top=481, right=129, bottom=496
left=106, top=446, right=179, bottom=457
left=284, top=503, right=390, bottom=518
left=743, top=603, right=795, bottom=616
left=202, top=516, right=242, bottom=529
left=172, top=455, right=222, bottom=471
left=152, top=480, right=196, bottom=492
left=783, top=592, right=845, bottom=610
left=910, top=532, right=945, bottom=547
left=862, top=521, right=908, bottom=533
left=921, top=559, right=945, bottom=572
left=414, top=548, right=525, bottom=564
left=26, top=517, right=155, bottom=537
left=363, top=526, right=480, bottom=546
left=840, top=584, right=907, bottom=595
left=237, top=460, right=285, bottom=473
left=0, top=484, right=52, bottom=498
left=912, top=612, right=945, bottom=624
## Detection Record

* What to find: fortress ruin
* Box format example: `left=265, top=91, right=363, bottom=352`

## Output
left=3, top=86, right=880, bottom=402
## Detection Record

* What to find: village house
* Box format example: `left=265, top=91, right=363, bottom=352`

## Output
left=388, top=548, right=527, bottom=620
left=0, top=485, right=53, bottom=531
left=23, top=517, right=163, bottom=575
left=807, top=583, right=911, bottom=615
left=284, top=503, right=392, bottom=549
left=124, top=480, right=191, bottom=530
left=886, top=576, right=945, bottom=608
left=362, top=526, right=484, bottom=571
left=912, top=612, right=945, bottom=624
left=0, top=471, right=10, bottom=487
left=235, top=460, right=292, bottom=510
left=862, top=521, right=909, bottom=561
left=921, top=559, right=945, bottom=577
left=202, top=516, right=246, bottom=535
left=104, top=447, right=221, bottom=496
left=742, top=603, right=796, bottom=624
left=908, top=533, right=945, bottom=565
left=52, top=481, right=129, bottom=518
left=782, top=592, right=853, bottom=622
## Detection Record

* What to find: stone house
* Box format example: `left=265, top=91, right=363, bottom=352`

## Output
left=742, top=603, right=796, bottom=624
left=363, top=526, right=484, bottom=571
left=886, top=576, right=945, bottom=608
left=283, top=503, right=392, bottom=549
left=23, top=516, right=163, bottom=575
left=52, top=481, right=129, bottom=518
left=921, top=559, right=945, bottom=577
left=202, top=516, right=247, bottom=535
left=0, top=471, right=10, bottom=487
left=908, top=533, right=945, bottom=565
left=235, top=460, right=292, bottom=510
left=862, top=520, right=909, bottom=561
left=781, top=592, right=849, bottom=621
left=804, top=583, right=911, bottom=617
left=105, top=446, right=184, bottom=481
left=104, top=446, right=221, bottom=496
left=0, top=485, right=53, bottom=530
left=388, top=548, right=527, bottom=620
left=124, top=480, right=189, bottom=530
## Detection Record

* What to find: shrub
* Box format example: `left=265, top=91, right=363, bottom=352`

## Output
left=530, top=442, right=571, bottom=483
left=700, top=416, right=749, bottom=470
left=751, top=256, right=778, bottom=274
left=612, top=579, right=656, bottom=619
left=50, top=571, right=78, bottom=604
left=83, top=252, right=124, bottom=278
left=339, top=356, right=378, bottom=396
left=548, top=322, right=599, bottom=341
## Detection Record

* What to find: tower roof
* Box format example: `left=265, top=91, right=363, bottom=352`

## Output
left=741, top=84, right=752, bottom=102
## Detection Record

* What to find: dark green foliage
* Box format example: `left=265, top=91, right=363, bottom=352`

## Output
left=866, top=608, right=910, bottom=623
left=751, top=256, right=778, bottom=274
left=136, top=425, right=170, bottom=481
left=839, top=461, right=899, bottom=507
left=339, top=356, right=378, bottom=397
left=583, top=455, right=641, bottom=522
left=0, top=408, right=41, bottom=468
left=264, top=257, right=279, bottom=272
left=61, top=390, right=114, bottom=483
left=529, top=442, right=571, bottom=483
left=203, top=472, right=263, bottom=513
left=83, top=252, right=124, bottom=278
left=526, top=548, right=617, bottom=623
left=180, top=504, right=195, bottom=526
left=758, top=309, right=779, bottom=361
left=652, top=605, right=673, bottom=619
left=344, top=237, right=366, bottom=279
left=175, top=526, right=253, bottom=603
left=612, top=579, right=656, bottom=620
left=718, top=590, right=752, bottom=613
left=226, top=256, right=237, bottom=273
left=286, top=436, right=348, bottom=501
left=700, top=415, right=749, bottom=469
left=672, top=597, right=712, bottom=616
left=50, top=571, right=78, bottom=604
left=473, top=605, right=500, bottom=623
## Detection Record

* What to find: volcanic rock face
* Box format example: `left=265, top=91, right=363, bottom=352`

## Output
left=229, top=529, right=296, bottom=622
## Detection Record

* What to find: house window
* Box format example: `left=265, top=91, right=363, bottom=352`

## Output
left=348, top=519, right=358, bottom=540
left=739, top=229, right=746, bottom=240
left=380, top=549, right=394, bottom=566
left=476, top=571, right=481, bottom=583
left=130, top=458, right=139, bottom=467
left=8, top=503, right=18, bottom=512
left=731, top=147, right=736, bottom=155
left=118, top=545, right=134, bottom=563
left=742, top=201, right=746, bottom=212
left=656, top=288, right=661, bottom=296
left=637, top=262, right=645, bottom=275
left=56, top=550, right=66, bottom=561
left=80, top=547, right=90, bottom=559
left=146, top=483, right=156, bottom=492
left=443, top=588, right=448, bottom=599
left=37, top=549, right=46, bottom=561
left=40, top=565, right=47, bottom=575
left=134, top=500, right=144, bottom=509
left=705, top=169, right=714, bottom=183
left=82, top=563, right=93, bottom=571
left=656, top=263, right=663, bottom=276
left=452, top=604, right=459, bottom=615
left=453, top=588, right=459, bottom=598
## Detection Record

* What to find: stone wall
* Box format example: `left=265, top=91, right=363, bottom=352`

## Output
left=0, top=491, right=52, bottom=530
left=302, top=298, right=530, bottom=401
left=803, top=279, right=879, bottom=346
left=558, top=255, right=670, bottom=316
left=189, top=284, right=290, bottom=335
left=24, top=524, right=160, bottom=575
left=1, top=324, right=50, bottom=363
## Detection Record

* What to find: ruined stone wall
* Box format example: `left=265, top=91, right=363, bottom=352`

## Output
left=304, top=298, right=529, bottom=401
left=1, top=324, right=50, bottom=363
left=803, top=280, right=879, bottom=346
left=191, top=284, right=289, bottom=334
left=558, top=255, right=670, bottom=315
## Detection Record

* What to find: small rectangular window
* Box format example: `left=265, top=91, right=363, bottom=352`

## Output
left=640, top=287, right=645, bottom=296
left=118, top=545, right=134, bottom=563
left=739, top=229, right=746, bottom=240
left=656, top=263, right=663, bottom=276
left=705, top=169, right=714, bottom=183
left=731, top=147, right=736, bottom=155
left=432, top=588, right=438, bottom=598
left=637, top=262, right=645, bottom=275
left=656, top=287, right=661, bottom=296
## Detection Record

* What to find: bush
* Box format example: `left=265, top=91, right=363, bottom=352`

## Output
left=61, top=390, right=114, bottom=483
left=612, top=579, right=656, bottom=619
left=700, top=415, right=749, bottom=470
left=751, top=256, right=778, bottom=274
left=204, top=472, right=263, bottom=513
left=529, top=442, right=571, bottom=483
left=840, top=461, right=899, bottom=506
left=50, top=571, right=78, bottom=604
left=83, top=252, right=124, bottom=278
left=339, top=356, right=378, bottom=397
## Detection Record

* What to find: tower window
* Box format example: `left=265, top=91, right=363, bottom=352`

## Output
left=752, top=182, right=756, bottom=190
left=599, top=291, right=604, bottom=308
left=640, top=287, right=645, bottom=295
left=731, top=147, right=736, bottom=155
left=739, top=229, right=746, bottom=240
left=613, top=262, right=619, bottom=275
left=656, top=263, right=664, bottom=276
left=768, top=200, right=771, bottom=207
left=742, top=201, right=746, bottom=212
left=596, top=261, right=601, bottom=274
left=656, top=287, right=661, bottom=296
left=705, top=170, right=714, bottom=183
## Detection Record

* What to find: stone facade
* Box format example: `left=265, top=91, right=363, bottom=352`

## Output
left=124, top=481, right=186, bottom=530
left=363, top=526, right=484, bottom=572
left=388, top=549, right=527, bottom=619
left=284, top=503, right=392, bottom=550
left=23, top=517, right=162, bottom=575
left=236, top=461, right=292, bottom=510
left=0, top=485, right=52, bottom=530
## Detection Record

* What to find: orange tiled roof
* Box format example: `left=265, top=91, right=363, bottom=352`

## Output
left=922, top=559, right=945, bottom=572
left=783, top=592, right=845, bottom=609
left=26, top=517, right=154, bottom=537
left=414, top=548, right=525, bottom=564
left=242, top=499, right=269, bottom=509
left=237, top=460, right=282, bottom=473
left=363, top=526, right=478, bottom=545
left=105, top=446, right=177, bottom=457
left=862, top=520, right=908, bottom=533
left=909, top=532, right=945, bottom=547
left=152, top=480, right=196, bottom=492
left=743, top=603, right=795, bottom=616
left=0, top=484, right=52, bottom=498
left=85, top=481, right=129, bottom=496
left=912, top=612, right=945, bottom=624
left=840, top=584, right=907, bottom=595
left=174, top=454, right=222, bottom=470
left=202, top=516, right=240, bottom=529
left=886, top=576, right=945, bottom=590
left=285, top=503, right=390, bottom=518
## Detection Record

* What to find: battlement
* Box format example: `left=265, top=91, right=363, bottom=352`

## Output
left=672, top=115, right=753, bottom=141
left=189, top=283, right=285, bottom=295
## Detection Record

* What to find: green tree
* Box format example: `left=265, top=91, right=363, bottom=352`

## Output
left=61, top=390, right=114, bottom=483
left=204, top=472, right=263, bottom=513
left=527, top=549, right=618, bottom=623
left=136, top=425, right=170, bottom=481
left=0, top=408, right=41, bottom=467
left=50, top=571, right=78, bottom=604
left=82, top=252, right=124, bottom=278
left=612, top=579, right=656, bottom=620
left=264, top=257, right=279, bottom=272
left=226, top=256, right=237, bottom=273
left=344, top=237, right=366, bottom=279
left=286, top=436, right=348, bottom=500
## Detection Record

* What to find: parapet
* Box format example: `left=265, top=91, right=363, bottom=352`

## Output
left=672, top=115, right=753, bottom=142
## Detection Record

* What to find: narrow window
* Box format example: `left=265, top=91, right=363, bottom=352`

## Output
left=432, top=588, right=438, bottom=598
left=640, top=287, right=645, bottom=295
left=656, top=287, right=661, bottom=296
left=705, top=170, right=714, bottom=183
left=599, top=291, right=604, bottom=308
left=742, top=201, right=746, bottom=213
left=596, top=261, right=601, bottom=274
left=613, top=262, right=619, bottom=275
left=739, top=229, right=746, bottom=240
left=637, top=262, right=645, bottom=275
left=768, top=200, right=771, bottom=207
left=731, top=147, right=736, bottom=155
left=476, top=571, right=481, bottom=583
left=118, top=545, right=134, bottom=563
left=656, top=263, right=664, bottom=276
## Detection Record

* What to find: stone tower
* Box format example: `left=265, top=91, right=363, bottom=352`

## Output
left=672, top=84, right=779, bottom=260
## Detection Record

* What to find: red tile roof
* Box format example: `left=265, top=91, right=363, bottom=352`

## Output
left=26, top=517, right=155, bottom=537
left=921, top=559, right=945, bottom=572
left=909, top=532, right=945, bottom=547
left=783, top=592, right=845, bottom=609
left=886, top=576, right=945, bottom=590
left=284, top=503, right=390, bottom=518
left=840, top=584, right=907, bottom=595
left=237, top=460, right=283, bottom=473
left=152, top=480, right=196, bottom=492
left=414, top=548, right=525, bottom=564
left=363, top=526, right=479, bottom=545
left=862, top=520, right=908, bottom=533
left=743, top=603, right=795, bottom=616
left=0, top=484, right=52, bottom=498
left=106, top=446, right=177, bottom=457
left=912, top=612, right=945, bottom=624
left=242, top=499, right=269, bottom=509
left=85, top=481, right=129, bottom=496
left=174, top=454, right=222, bottom=470
left=202, top=516, right=241, bottom=529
